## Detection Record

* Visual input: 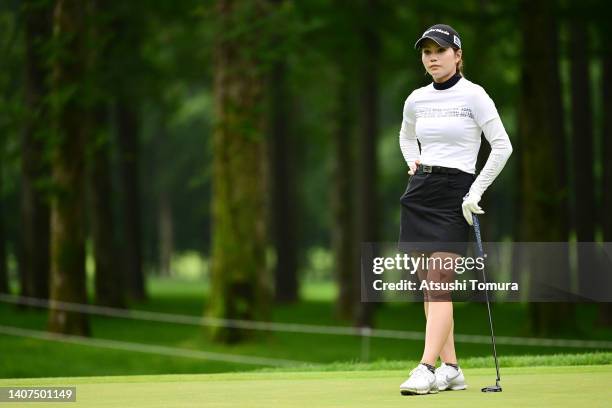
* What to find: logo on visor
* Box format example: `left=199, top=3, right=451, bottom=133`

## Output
left=453, top=35, right=461, bottom=47
left=424, top=28, right=450, bottom=36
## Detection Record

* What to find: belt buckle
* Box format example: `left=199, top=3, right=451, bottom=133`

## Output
left=422, top=164, right=432, bottom=173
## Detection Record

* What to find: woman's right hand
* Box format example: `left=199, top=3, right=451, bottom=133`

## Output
left=408, top=159, right=421, bottom=176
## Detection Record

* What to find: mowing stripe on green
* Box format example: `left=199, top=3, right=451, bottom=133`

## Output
left=1, top=365, right=610, bottom=408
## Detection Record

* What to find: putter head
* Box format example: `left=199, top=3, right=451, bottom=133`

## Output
left=481, top=384, right=502, bottom=392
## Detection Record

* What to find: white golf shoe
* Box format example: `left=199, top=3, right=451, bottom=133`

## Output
left=399, top=364, right=439, bottom=395
left=435, top=363, right=467, bottom=391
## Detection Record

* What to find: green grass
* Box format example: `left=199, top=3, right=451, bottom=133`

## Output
left=257, top=351, right=612, bottom=373
left=1, top=278, right=612, bottom=379
left=1, top=365, right=611, bottom=407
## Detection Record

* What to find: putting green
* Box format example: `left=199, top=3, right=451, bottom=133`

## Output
left=1, top=365, right=611, bottom=407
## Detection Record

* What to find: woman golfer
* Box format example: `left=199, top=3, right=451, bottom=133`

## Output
left=397, top=24, right=512, bottom=395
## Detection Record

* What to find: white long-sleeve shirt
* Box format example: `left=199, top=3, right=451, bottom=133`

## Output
left=399, top=76, right=512, bottom=198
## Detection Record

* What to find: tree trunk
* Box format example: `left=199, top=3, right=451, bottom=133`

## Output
left=332, top=65, right=357, bottom=321
left=519, top=0, right=574, bottom=336
left=116, top=102, right=145, bottom=300
left=21, top=0, right=52, bottom=300
left=87, top=0, right=124, bottom=308
left=158, top=190, right=173, bottom=277
left=604, top=49, right=612, bottom=247
left=208, top=0, right=272, bottom=343
left=48, top=0, right=90, bottom=336
left=598, top=15, right=612, bottom=326
left=569, top=17, right=601, bottom=302
left=355, top=0, right=380, bottom=327
left=0, top=168, right=7, bottom=294
left=569, top=16, right=595, bottom=244
left=89, top=110, right=124, bottom=307
left=107, top=4, right=146, bottom=301
left=270, top=58, right=298, bottom=303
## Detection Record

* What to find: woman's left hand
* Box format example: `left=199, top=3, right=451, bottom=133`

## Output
left=462, top=192, right=484, bottom=226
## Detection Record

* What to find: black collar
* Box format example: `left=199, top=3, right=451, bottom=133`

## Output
left=432, top=72, right=462, bottom=90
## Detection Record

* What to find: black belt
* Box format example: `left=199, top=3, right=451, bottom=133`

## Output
left=416, top=164, right=461, bottom=174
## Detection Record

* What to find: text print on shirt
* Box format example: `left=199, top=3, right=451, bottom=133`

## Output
left=415, top=106, right=474, bottom=120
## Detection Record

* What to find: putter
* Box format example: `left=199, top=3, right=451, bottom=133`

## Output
left=472, top=214, right=502, bottom=392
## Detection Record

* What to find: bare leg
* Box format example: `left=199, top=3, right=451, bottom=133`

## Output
left=417, top=257, right=440, bottom=361
left=419, top=251, right=458, bottom=366
left=439, top=319, right=457, bottom=364
left=421, top=302, right=453, bottom=365
left=424, top=302, right=457, bottom=365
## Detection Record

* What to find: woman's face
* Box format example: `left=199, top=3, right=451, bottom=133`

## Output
left=420, top=38, right=461, bottom=82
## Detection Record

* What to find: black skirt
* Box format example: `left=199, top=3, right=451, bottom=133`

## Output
left=399, top=169, right=475, bottom=256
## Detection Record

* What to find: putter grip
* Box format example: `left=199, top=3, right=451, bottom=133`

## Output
left=472, top=214, right=484, bottom=256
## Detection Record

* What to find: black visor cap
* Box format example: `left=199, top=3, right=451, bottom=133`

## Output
left=414, top=24, right=462, bottom=50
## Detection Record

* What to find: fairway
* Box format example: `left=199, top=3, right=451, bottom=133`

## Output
left=2, top=365, right=611, bottom=407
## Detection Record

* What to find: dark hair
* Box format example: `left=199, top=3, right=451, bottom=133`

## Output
left=456, top=49, right=464, bottom=76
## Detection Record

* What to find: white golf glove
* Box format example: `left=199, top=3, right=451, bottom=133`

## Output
left=462, top=192, right=484, bottom=226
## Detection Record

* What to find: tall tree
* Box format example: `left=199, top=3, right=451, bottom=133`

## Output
left=598, top=10, right=612, bottom=326
left=150, top=111, right=174, bottom=278
left=158, top=186, right=173, bottom=277
left=0, top=165, right=7, bottom=294
left=354, top=0, right=380, bottom=327
left=519, top=0, right=574, bottom=335
left=569, top=11, right=599, bottom=299
left=116, top=102, right=145, bottom=300
left=331, top=61, right=357, bottom=321
left=48, top=0, right=91, bottom=335
left=267, top=0, right=302, bottom=303
left=20, top=0, right=52, bottom=300
left=270, top=56, right=299, bottom=303
left=89, top=114, right=124, bottom=307
left=569, top=14, right=595, bottom=243
left=326, top=1, right=360, bottom=322
left=88, top=1, right=124, bottom=307
left=208, top=0, right=273, bottom=342
left=108, top=3, right=146, bottom=300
